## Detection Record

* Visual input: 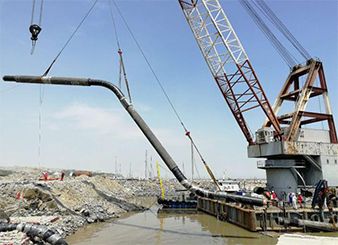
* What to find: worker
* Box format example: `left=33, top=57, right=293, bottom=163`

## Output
left=42, top=171, right=48, bottom=181
left=264, top=191, right=271, bottom=200
left=60, top=171, right=65, bottom=181
left=270, top=190, right=277, bottom=206
left=297, top=192, right=303, bottom=208
left=271, top=191, right=277, bottom=200
left=288, top=192, right=293, bottom=206
left=292, top=193, right=298, bottom=209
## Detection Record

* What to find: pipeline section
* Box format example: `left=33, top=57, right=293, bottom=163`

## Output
left=0, top=222, right=68, bottom=244
left=276, top=217, right=337, bottom=232
left=3, top=75, right=265, bottom=207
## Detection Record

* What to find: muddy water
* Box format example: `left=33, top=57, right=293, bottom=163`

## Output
left=67, top=206, right=277, bottom=245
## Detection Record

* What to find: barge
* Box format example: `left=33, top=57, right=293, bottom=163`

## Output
left=197, top=197, right=338, bottom=232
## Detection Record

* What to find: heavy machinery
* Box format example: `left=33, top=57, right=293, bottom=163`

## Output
left=2, top=1, right=338, bottom=235
left=2, top=1, right=337, bottom=203
left=178, top=0, right=338, bottom=198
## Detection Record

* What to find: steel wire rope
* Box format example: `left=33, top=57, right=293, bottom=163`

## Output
left=34, top=0, right=97, bottom=169
left=38, top=85, right=45, bottom=168
left=240, top=0, right=298, bottom=68
left=42, top=0, right=99, bottom=76
left=38, top=0, right=44, bottom=26
left=111, top=0, right=220, bottom=190
left=109, top=0, right=121, bottom=50
left=30, top=0, right=44, bottom=54
left=108, top=0, right=122, bottom=89
left=35, top=0, right=45, bottom=168
left=252, top=4, right=321, bottom=137
left=30, top=0, right=44, bottom=25
left=242, top=0, right=298, bottom=66
left=108, top=0, right=132, bottom=103
left=30, top=0, right=36, bottom=25
left=255, top=0, right=311, bottom=60
left=37, top=0, right=44, bottom=166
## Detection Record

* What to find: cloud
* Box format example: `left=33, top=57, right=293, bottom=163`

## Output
left=49, top=102, right=188, bottom=148
left=52, top=103, right=142, bottom=140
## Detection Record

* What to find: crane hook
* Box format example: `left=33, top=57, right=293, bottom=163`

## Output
left=29, top=24, right=41, bottom=54
left=29, top=24, right=42, bottom=41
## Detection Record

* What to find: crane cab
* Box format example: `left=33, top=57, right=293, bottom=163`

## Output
left=255, top=128, right=275, bottom=144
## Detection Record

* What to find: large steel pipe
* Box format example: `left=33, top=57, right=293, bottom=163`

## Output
left=3, top=75, right=266, bottom=206
left=276, top=217, right=338, bottom=232
left=0, top=222, right=68, bottom=244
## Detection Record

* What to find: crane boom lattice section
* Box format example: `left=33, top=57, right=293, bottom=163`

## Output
left=179, top=0, right=281, bottom=144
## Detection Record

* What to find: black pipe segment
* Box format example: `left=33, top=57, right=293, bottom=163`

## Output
left=3, top=75, right=266, bottom=207
left=0, top=222, right=68, bottom=244
left=275, top=217, right=338, bottom=232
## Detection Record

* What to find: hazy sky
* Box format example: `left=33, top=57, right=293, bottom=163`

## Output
left=0, top=0, right=337, bottom=179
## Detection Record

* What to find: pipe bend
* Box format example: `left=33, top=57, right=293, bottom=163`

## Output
left=2, top=74, right=265, bottom=207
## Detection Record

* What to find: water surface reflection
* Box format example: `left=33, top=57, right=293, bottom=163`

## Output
left=67, top=207, right=277, bottom=245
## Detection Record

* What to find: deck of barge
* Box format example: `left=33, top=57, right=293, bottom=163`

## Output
left=197, top=197, right=338, bottom=232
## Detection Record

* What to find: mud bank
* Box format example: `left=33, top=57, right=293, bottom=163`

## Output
left=0, top=167, right=181, bottom=244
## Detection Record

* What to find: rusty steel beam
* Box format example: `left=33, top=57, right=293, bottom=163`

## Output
left=267, top=59, right=337, bottom=143
left=280, top=87, right=326, bottom=101
left=285, top=60, right=319, bottom=141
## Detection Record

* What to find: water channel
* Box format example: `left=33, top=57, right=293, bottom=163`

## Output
left=67, top=206, right=278, bottom=245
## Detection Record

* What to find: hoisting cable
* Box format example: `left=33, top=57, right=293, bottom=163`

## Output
left=42, top=0, right=99, bottom=77
left=240, top=0, right=298, bottom=68
left=111, top=0, right=221, bottom=191
left=254, top=0, right=311, bottom=60
left=118, top=50, right=133, bottom=103
left=29, top=0, right=44, bottom=55
left=109, top=0, right=132, bottom=103
left=38, top=85, right=44, bottom=168
left=108, top=0, right=122, bottom=89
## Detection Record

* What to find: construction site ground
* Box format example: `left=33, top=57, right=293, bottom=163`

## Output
left=0, top=167, right=182, bottom=244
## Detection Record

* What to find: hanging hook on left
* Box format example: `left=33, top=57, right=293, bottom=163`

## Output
left=30, top=0, right=44, bottom=55
left=29, top=24, right=41, bottom=44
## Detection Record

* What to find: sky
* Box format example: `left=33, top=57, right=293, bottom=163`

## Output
left=0, top=0, right=337, bottom=179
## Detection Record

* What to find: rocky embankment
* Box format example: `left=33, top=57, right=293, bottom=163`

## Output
left=0, top=167, right=181, bottom=244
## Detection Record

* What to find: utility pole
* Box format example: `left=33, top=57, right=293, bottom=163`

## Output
left=145, top=150, right=148, bottom=180
left=149, top=155, right=153, bottom=179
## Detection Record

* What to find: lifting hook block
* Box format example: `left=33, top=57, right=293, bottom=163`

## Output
left=29, top=24, right=42, bottom=41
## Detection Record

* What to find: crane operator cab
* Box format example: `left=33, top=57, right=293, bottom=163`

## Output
left=255, top=127, right=274, bottom=144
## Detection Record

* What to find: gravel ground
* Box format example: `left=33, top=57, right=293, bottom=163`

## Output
left=0, top=167, right=266, bottom=244
left=0, top=167, right=182, bottom=244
